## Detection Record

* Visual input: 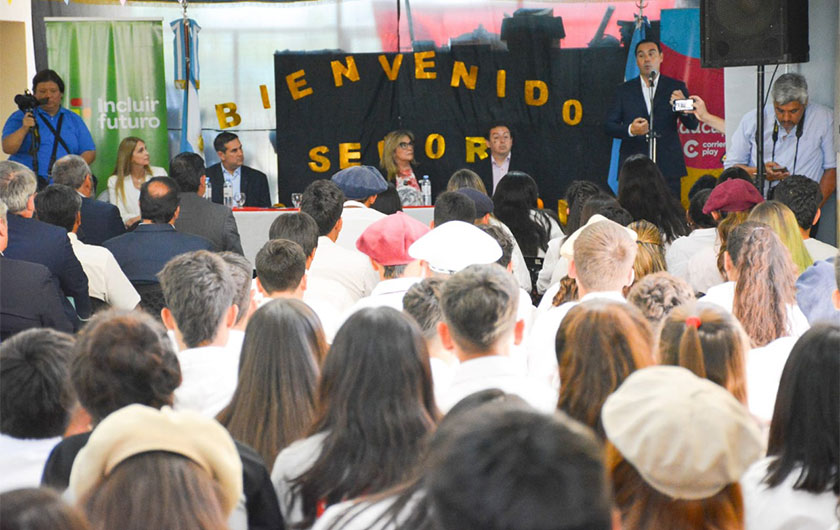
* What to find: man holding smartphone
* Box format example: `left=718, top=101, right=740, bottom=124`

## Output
left=605, top=39, right=699, bottom=198
left=726, top=73, right=836, bottom=243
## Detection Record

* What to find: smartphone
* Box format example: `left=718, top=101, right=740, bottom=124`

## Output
left=672, top=99, right=694, bottom=112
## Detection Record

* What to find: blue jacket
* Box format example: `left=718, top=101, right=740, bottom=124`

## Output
left=103, top=223, right=212, bottom=284
left=79, top=196, right=125, bottom=246
left=5, top=214, right=91, bottom=324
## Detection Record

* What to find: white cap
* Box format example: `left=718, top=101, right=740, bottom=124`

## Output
left=408, top=221, right=502, bottom=274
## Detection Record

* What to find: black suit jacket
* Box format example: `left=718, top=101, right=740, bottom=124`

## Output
left=0, top=256, right=74, bottom=339
left=103, top=223, right=213, bottom=284
left=207, top=163, right=272, bottom=207
left=174, top=193, right=244, bottom=254
left=78, top=196, right=125, bottom=246
left=5, top=214, right=91, bottom=324
left=605, top=75, right=698, bottom=187
left=474, top=152, right=533, bottom=196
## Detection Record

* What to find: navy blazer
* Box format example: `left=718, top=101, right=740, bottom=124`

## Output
left=103, top=223, right=213, bottom=284
left=474, top=152, right=533, bottom=196
left=0, top=256, right=74, bottom=340
left=78, top=196, right=125, bottom=246
left=605, top=75, right=698, bottom=186
left=5, top=214, right=91, bottom=322
left=207, top=163, right=272, bottom=207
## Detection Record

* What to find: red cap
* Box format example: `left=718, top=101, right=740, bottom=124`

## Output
left=356, top=212, right=430, bottom=266
left=702, top=179, right=764, bottom=214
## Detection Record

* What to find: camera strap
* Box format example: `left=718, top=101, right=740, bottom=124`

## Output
left=37, top=111, right=68, bottom=177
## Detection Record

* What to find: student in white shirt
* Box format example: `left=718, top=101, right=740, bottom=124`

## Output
left=741, top=324, right=840, bottom=530
left=437, top=264, right=555, bottom=413
left=158, top=250, right=240, bottom=418
left=528, top=217, right=638, bottom=388
left=0, top=329, right=75, bottom=493
left=774, top=175, right=839, bottom=262
left=218, top=252, right=257, bottom=355
left=271, top=307, right=436, bottom=529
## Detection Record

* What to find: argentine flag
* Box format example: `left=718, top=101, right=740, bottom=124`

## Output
left=171, top=18, right=203, bottom=156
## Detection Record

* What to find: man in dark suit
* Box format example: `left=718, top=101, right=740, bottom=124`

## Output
left=0, top=198, right=74, bottom=339
left=474, top=123, right=532, bottom=195
left=52, top=154, right=125, bottom=245
left=207, top=132, right=272, bottom=207
left=605, top=39, right=698, bottom=197
left=103, top=177, right=212, bottom=284
left=0, top=160, right=90, bottom=327
left=170, top=152, right=243, bottom=254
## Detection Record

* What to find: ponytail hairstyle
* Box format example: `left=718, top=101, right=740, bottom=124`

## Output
left=659, top=303, right=749, bottom=404
left=728, top=223, right=798, bottom=347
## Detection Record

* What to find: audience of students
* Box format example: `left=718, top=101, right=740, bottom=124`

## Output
left=271, top=307, right=437, bottom=528
left=6, top=129, right=839, bottom=530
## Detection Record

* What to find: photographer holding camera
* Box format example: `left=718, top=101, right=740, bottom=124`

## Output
left=2, top=70, right=96, bottom=189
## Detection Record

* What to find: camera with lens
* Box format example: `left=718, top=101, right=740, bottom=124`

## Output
left=14, top=90, right=42, bottom=113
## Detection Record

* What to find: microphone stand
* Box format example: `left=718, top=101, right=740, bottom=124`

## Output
left=647, top=71, right=657, bottom=162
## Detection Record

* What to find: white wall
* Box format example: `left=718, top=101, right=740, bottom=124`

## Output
left=723, top=0, right=839, bottom=143
left=0, top=0, right=36, bottom=81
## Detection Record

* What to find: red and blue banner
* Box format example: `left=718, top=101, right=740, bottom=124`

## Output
left=660, top=8, right=726, bottom=203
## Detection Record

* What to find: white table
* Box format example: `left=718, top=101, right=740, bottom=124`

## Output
left=233, top=206, right=434, bottom=266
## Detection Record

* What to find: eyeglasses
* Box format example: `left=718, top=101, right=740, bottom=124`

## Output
left=398, top=141, right=414, bottom=149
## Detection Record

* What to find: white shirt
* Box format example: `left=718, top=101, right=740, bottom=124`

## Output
left=699, top=281, right=810, bottom=338
left=440, top=355, right=557, bottom=414
left=174, top=344, right=241, bottom=417
left=339, top=276, right=421, bottom=329
left=666, top=227, right=718, bottom=286
left=314, top=492, right=423, bottom=530
left=491, top=152, right=511, bottom=192
left=529, top=210, right=564, bottom=258
left=305, top=236, right=378, bottom=316
left=742, top=457, right=840, bottom=530
left=527, top=291, right=626, bottom=391
left=226, top=328, right=245, bottom=356
left=536, top=238, right=566, bottom=294
left=804, top=237, right=838, bottom=263
left=107, top=166, right=167, bottom=223
left=746, top=336, right=798, bottom=425
left=430, top=356, right=457, bottom=407
left=686, top=244, right=725, bottom=294
left=67, top=232, right=140, bottom=309
left=488, top=216, right=531, bottom=292
left=335, top=200, right=387, bottom=252
left=0, top=434, right=62, bottom=493
left=627, top=75, right=660, bottom=136
left=222, top=165, right=242, bottom=197
left=271, top=431, right=329, bottom=528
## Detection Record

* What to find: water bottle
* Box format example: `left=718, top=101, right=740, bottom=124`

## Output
left=223, top=180, right=233, bottom=208
left=421, top=175, right=432, bottom=206
left=204, top=178, right=212, bottom=200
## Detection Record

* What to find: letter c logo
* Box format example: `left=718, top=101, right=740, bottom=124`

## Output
left=683, top=139, right=699, bottom=159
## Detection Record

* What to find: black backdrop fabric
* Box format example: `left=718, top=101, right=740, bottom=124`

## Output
left=274, top=45, right=625, bottom=207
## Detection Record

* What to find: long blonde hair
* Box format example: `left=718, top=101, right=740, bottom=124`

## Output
left=379, top=130, right=415, bottom=182
left=112, top=137, right=152, bottom=205
left=748, top=200, right=813, bottom=274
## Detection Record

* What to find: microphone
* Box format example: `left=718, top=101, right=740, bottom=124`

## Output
left=648, top=70, right=658, bottom=83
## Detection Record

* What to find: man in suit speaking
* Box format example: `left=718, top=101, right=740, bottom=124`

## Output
left=207, top=131, right=272, bottom=207
left=605, top=39, right=698, bottom=198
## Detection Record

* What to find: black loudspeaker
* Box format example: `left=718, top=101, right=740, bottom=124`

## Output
left=701, top=0, right=809, bottom=68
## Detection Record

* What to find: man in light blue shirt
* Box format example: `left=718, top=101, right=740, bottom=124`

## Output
left=726, top=73, right=836, bottom=244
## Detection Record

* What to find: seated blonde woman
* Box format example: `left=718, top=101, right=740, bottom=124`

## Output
left=107, top=136, right=167, bottom=226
